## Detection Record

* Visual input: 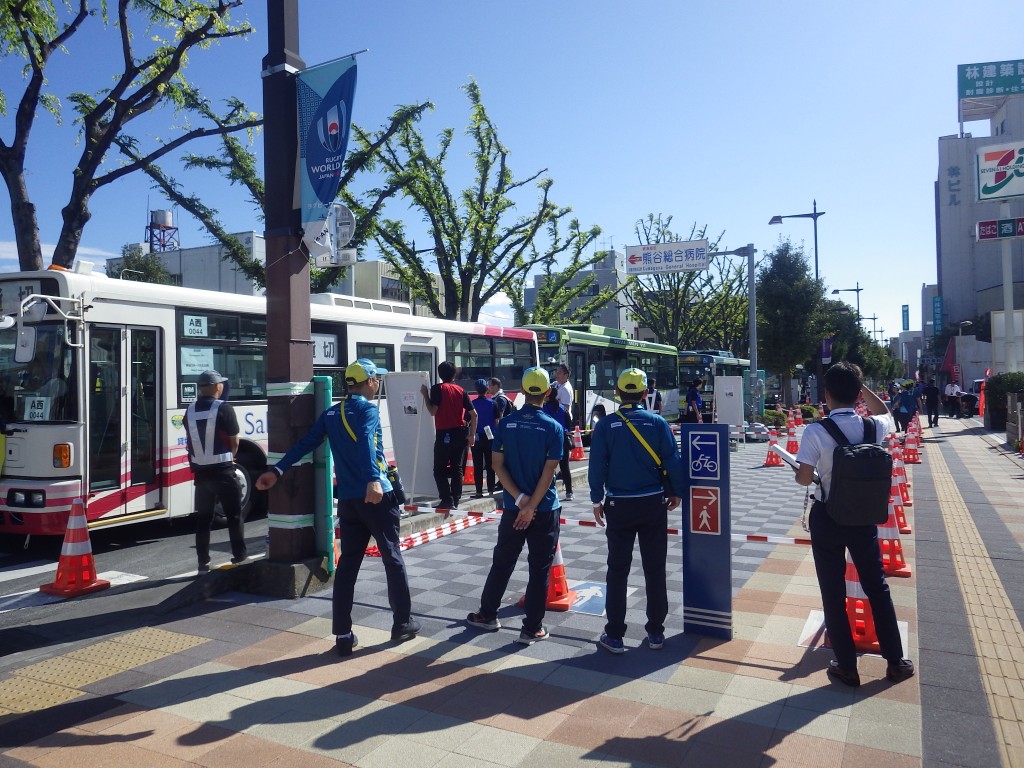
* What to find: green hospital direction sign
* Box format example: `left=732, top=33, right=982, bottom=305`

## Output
left=977, top=218, right=1024, bottom=241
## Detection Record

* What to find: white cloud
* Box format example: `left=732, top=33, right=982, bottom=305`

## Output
left=0, top=241, right=117, bottom=274
left=479, top=291, right=514, bottom=326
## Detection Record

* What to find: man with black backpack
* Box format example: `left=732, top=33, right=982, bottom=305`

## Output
left=793, top=362, right=914, bottom=687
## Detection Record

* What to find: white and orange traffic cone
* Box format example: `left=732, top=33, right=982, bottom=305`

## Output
left=795, top=407, right=804, bottom=427
left=903, top=432, right=921, bottom=464
left=878, top=500, right=912, bottom=578
left=785, top=427, right=799, bottom=455
left=569, top=426, right=586, bottom=461
left=844, top=553, right=881, bottom=654
left=40, top=499, right=110, bottom=597
left=763, top=429, right=783, bottom=467
left=463, top=448, right=475, bottom=485
left=518, top=541, right=577, bottom=611
left=890, top=477, right=911, bottom=534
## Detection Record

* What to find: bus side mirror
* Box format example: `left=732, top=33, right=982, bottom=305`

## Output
left=14, top=326, right=36, bottom=363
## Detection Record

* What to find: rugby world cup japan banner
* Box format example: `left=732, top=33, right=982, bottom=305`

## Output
left=297, top=58, right=357, bottom=225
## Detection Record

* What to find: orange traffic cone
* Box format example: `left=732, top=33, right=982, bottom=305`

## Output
left=40, top=499, right=110, bottom=597
left=892, top=449, right=912, bottom=506
left=979, top=385, right=986, bottom=417
left=890, top=477, right=911, bottom=534
left=518, top=541, right=577, bottom=611
left=795, top=407, right=804, bottom=427
left=785, top=427, right=799, bottom=455
left=463, top=449, right=475, bottom=485
left=569, top=426, right=585, bottom=461
left=844, top=553, right=881, bottom=653
left=903, top=433, right=921, bottom=464
left=786, top=409, right=796, bottom=432
left=763, top=429, right=783, bottom=467
left=878, top=501, right=912, bottom=578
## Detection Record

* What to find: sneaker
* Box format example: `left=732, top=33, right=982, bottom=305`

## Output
left=471, top=492, right=485, bottom=499
left=647, top=632, right=665, bottom=650
left=886, top=659, right=915, bottom=683
left=336, top=632, right=358, bottom=657
left=599, top=634, right=625, bottom=654
left=230, top=555, right=249, bottom=565
left=565, top=492, right=575, bottom=501
left=391, top=618, right=421, bottom=642
left=196, top=563, right=210, bottom=574
left=826, top=660, right=861, bottom=687
left=466, top=612, right=500, bottom=631
left=516, top=626, right=549, bottom=645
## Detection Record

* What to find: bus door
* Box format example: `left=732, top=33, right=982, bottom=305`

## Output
left=88, top=326, right=162, bottom=518
left=569, top=350, right=585, bottom=428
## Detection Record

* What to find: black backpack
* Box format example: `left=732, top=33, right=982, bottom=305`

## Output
left=496, top=393, right=516, bottom=417
left=819, top=418, right=893, bottom=526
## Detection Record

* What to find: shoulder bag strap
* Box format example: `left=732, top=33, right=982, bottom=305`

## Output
left=819, top=417, right=851, bottom=447
left=340, top=398, right=388, bottom=471
left=617, top=409, right=663, bottom=468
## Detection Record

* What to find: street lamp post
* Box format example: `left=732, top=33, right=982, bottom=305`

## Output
left=958, top=320, right=973, bottom=337
left=831, top=282, right=862, bottom=322
left=769, top=200, right=825, bottom=281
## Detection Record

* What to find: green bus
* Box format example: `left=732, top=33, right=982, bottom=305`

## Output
left=677, top=350, right=753, bottom=420
left=522, top=324, right=680, bottom=431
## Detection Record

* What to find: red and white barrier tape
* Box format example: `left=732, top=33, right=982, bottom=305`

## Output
left=385, top=504, right=812, bottom=546
left=365, top=513, right=491, bottom=556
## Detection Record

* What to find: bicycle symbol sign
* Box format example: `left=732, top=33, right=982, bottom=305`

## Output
left=689, top=431, right=720, bottom=481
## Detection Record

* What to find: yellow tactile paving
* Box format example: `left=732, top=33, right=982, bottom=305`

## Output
left=931, top=446, right=1024, bottom=768
left=0, top=629, right=208, bottom=720
left=110, top=627, right=208, bottom=653
left=12, top=656, right=123, bottom=688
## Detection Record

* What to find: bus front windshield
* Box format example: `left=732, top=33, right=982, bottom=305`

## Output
left=0, top=324, right=78, bottom=423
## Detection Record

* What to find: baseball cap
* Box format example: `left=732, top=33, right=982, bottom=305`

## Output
left=197, top=370, right=227, bottom=386
left=521, top=366, right=551, bottom=395
left=617, top=367, right=648, bottom=393
left=345, top=358, right=388, bottom=385
left=475, top=378, right=489, bottom=394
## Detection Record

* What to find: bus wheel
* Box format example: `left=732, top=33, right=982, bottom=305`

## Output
left=212, top=457, right=265, bottom=526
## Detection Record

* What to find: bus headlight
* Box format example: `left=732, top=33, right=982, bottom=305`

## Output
left=53, top=444, right=73, bottom=468
left=7, top=490, right=46, bottom=507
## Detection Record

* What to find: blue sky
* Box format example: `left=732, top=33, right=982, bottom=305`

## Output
left=0, top=1, right=1017, bottom=341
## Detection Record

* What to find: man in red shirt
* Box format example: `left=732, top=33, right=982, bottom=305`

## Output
left=421, top=361, right=477, bottom=508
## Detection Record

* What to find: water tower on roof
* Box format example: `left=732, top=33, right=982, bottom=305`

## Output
left=146, top=209, right=180, bottom=252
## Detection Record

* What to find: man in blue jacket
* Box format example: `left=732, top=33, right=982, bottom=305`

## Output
left=589, top=368, right=687, bottom=654
left=467, top=366, right=564, bottom=645
left=256, top=359, right=419, bottom=657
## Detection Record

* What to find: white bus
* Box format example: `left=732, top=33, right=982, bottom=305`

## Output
left=0, top=265, right=537, bottom=536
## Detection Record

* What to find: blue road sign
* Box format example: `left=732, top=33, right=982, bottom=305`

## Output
left=688, top=430, right=721, bottom=481
left=569, top=582, right=607, bottom=616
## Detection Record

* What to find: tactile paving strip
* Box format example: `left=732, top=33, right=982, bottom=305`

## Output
left=0, top=676, right=83, bottom=713
left=110, top=627, right=209, bottom=653
left=66, top=640, right=174, bottom=669
left=12, top=656, right=123, bottom=688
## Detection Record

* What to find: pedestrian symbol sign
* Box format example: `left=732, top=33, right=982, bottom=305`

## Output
left=689, top=486, right=721, bottom=535
left=688, top=431, right=720, bottom=481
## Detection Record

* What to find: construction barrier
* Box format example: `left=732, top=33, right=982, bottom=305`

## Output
left=364, top=514, right=492, bottom=556
left=40, top=499, right=111, bottom=598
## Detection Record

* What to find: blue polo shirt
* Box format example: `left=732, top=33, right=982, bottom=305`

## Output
left=588, top=402, right=687, bottom=502
left=273, top=394, right=392, bottom=499
left=492, top=403, right=563, bottom=512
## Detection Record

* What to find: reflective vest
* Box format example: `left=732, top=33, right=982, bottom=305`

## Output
left=185, top=400, right=233, bottom=466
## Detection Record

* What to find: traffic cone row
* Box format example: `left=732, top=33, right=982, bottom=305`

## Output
left=40, top=499, right=110, bottom=597
left=878, top=499, right=912, bottom=578
left=892, top=448, right=912, bottom=506
left=763, top=429, right=783, bottom=467
left=518, top=541, right=577, bottom=611
left=569, top=426, right=586, bottom=461
left=844, top=553, right=881, bottom=653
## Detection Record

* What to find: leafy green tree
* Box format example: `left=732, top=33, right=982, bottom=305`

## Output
left=757, top=238, right=824, bottom=400
left=367, top=80, right=601, bottom=321
left=105, top=243, right=173, bottom=284
left=511, top=248, right=621, bottom=326
left=618, top=214, right=749, bottom=352
left=0, top=0, right=258, bottom=270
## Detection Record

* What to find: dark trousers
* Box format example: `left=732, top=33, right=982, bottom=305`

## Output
left=945, top=396, right=960, bottom=418
left=194, top=469, right=246, bottom=566
left=478, top=507, right=559, bottom=633
left=809, top=501, right=903, bottom=670
left=925, top=402, right=939, bottom=426
left=471, top=435, right=495, bottom=495
left=334, top=493, right=412, bottom=636
left=893, top=410, right=913, bottom=432
left=603, top=493, right=669, bottom=638
left=557, top=432, right=573, bottom=494
left=433, top=427, right=468, bottom=506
